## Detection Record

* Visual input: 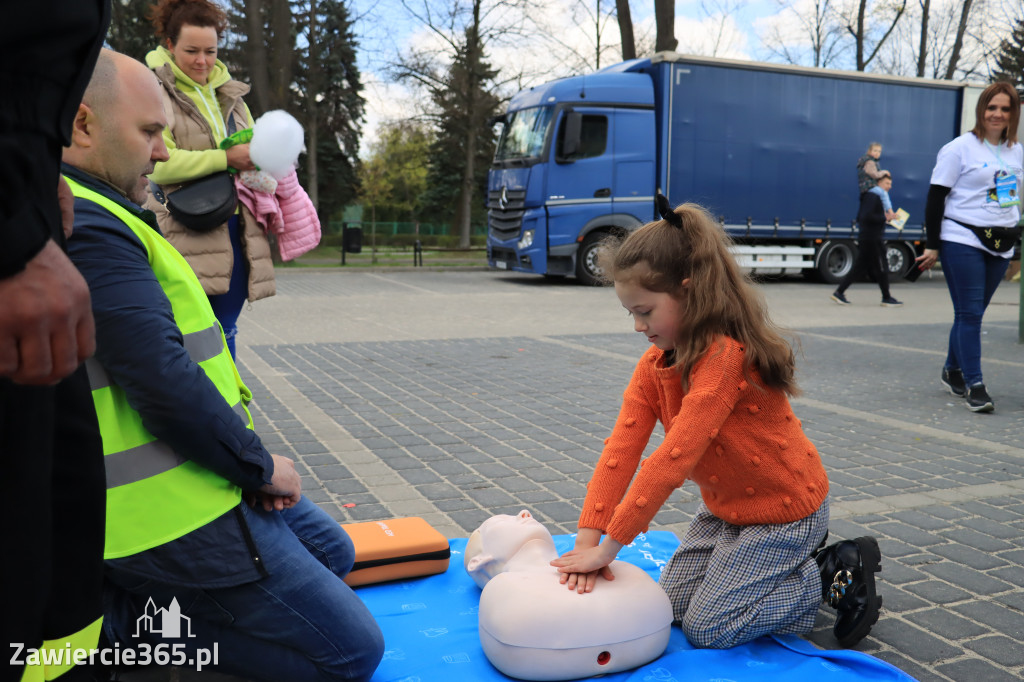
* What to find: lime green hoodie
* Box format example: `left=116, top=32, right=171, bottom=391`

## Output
left=145, top=46, right=250, bottom=185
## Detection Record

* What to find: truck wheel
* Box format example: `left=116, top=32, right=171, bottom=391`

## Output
left=816, top=240, right=857, bottom=284
left=575, top=232, right=607, bottom=286
left=886, top=242, right=916, bottom=279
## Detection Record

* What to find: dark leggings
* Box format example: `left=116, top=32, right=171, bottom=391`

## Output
left=836, top=228, right=889, bottom=298
left=207, top=215, right=248, bottom=360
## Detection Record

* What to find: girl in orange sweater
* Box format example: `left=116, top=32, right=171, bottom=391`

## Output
left=551, top=199, right=882, bottom=649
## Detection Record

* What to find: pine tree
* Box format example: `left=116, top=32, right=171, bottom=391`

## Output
left=992, top=18, right=1024, bottom=92
left=418, top=27, right=500, bottom=244
left=107, top=0, right=161, bottom=62
left=222, top=0, right=364, bottom=221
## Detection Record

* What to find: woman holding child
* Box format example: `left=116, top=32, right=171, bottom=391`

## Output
left=915, top=82, right=1023, bottom=413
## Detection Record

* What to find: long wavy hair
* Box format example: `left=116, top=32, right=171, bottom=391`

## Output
left=598, top=203, right=800, bottom=396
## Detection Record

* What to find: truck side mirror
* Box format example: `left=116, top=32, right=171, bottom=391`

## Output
left=557, top=112, right=582, bottom=163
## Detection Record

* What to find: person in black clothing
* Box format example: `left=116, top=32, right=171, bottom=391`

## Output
left=1, top=3, right=110, bottom=681
left=831, top=174, right=903, bottom=307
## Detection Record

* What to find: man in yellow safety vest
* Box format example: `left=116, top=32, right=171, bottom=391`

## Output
left=61, top=50, right=383, bottom=682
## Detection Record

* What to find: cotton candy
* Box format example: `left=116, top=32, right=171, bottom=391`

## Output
left=250, top=110, right=306, bottom=180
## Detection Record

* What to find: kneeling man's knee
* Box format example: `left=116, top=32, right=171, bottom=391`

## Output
left=320, top=619, right=385, bottom=682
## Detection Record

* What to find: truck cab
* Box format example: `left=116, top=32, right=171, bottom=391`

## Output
left=487, top=66, right=657, bottom=285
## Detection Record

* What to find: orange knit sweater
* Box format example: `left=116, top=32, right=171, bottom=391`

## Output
left=578, top=337, right=829, bottom=546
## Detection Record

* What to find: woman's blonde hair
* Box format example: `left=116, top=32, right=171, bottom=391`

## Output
left=598, top=203, right=800, bottom=395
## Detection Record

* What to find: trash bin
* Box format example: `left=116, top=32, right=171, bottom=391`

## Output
left=342, top=222, right=363, bottom=254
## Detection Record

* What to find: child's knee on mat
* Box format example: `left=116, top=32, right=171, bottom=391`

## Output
left=680, top=611, right=739, bottom=649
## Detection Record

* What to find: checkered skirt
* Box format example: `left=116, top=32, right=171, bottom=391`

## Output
left=658, top=496, right=830, bottom=648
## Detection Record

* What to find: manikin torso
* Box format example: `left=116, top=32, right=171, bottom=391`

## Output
left=465, top=510, right=673, bottom=681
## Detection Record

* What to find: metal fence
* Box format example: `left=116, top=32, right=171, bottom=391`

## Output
left=326, top=221, right=487, bottom=237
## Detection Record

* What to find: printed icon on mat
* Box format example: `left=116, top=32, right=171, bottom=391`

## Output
left=419, top=627, right=448, bottom=638
left=133, top=597, right=195, bottom=638
left=443, top=653, right=471, bottom=664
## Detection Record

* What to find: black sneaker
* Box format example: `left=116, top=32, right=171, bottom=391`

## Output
left=940, top=367, right=966, bottom=397
left=880, top=296, right=903, bottom=307
left=965, top=383, right=994, bottom=413
left=831, top=291, right=851, bottom=305
left=816, top=536, right=883, bottom=648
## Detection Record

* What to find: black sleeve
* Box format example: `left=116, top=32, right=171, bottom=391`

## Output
left=0, top=136, right=59, bottom=278
left=925, top=184, right=952, bottom=250
left=0, top=0, right=110, bottom=278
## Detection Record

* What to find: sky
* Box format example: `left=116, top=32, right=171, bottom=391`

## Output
left=345, top=0, right=1020, bottom=155
left=348, top=0, right=783, bottom=154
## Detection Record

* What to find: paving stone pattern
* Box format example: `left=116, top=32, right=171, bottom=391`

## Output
left=238, top=311, right=1024, bottom=682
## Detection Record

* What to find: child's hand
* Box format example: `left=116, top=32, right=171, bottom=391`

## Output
left=550, top=540, right=622, bottom=593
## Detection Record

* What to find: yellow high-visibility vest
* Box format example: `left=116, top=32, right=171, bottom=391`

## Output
left=65, top=176, right=250, bottom=559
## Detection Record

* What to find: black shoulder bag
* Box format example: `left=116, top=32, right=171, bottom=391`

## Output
left=150, top=116, right=239, bottom=233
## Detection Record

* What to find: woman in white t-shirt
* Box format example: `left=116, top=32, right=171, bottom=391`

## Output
left=915, top=82, right=1023, bottom=413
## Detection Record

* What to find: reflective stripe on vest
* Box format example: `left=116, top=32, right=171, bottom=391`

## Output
left=65, top=176, right=249, bottom=559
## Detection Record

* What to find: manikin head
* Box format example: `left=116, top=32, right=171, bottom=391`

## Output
left=464, top=510, right=557, bottom=588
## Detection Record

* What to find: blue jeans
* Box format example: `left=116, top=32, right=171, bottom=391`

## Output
left=103, top=498, right=384, bottom=682
left=940, top=240, right=1009, bottom=387
left=207, top=215, right=248, bottom=360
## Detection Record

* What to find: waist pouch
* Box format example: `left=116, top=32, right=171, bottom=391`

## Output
left=949, top=218, right=1020, bottom=253
left=151, top=172, right=238, bottom=233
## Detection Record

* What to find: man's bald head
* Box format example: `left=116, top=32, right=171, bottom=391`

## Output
left=82, top=50, right=161, bottom=116
left=65, top=49, right=169, bottom=204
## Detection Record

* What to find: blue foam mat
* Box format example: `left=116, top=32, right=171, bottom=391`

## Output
left=357, top=532, right=916, bottom=682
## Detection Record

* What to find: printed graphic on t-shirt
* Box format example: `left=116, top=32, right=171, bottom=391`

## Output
left=982, top=165, right=1023, bottom=214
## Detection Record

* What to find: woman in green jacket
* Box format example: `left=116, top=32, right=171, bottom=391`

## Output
left=145, top=0, right=275, bottom=359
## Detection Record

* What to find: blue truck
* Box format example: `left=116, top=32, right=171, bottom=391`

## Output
left=487, top=52, right=984, bottom=285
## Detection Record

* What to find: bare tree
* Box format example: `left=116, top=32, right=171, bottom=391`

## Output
left=654, top=0, right=677, bottom=52
left=242, top=0, right=271, bottom=113
left=943, top=0, right=974, bottom=78
left=759, top=0, right=847, bottom=68
left=916, top=0, right=930, bottom=76
left=305, top=0, right=320, bottom=209
left=616, top=0, right=636, bottom=60
left=846, top=0, right=907, bottom=71
left=533, top=0, right=620, bottom=72
left=393, top=0, right=532, bottom=247
left=692, top=0, right=748, bottom=57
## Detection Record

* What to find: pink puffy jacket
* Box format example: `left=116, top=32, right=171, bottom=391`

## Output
left=236, top=168, right=321, bottom=261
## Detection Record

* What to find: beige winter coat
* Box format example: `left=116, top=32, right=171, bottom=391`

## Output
left=144, top=62, right=275, bottom=301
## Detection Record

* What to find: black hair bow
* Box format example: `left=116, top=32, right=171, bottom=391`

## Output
left=656, top=191, right=682, bottom=229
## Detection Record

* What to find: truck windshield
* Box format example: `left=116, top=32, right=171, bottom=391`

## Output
left=494, top=106, right=554, bottom=163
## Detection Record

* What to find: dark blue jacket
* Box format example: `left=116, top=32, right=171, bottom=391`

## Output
left=64, top=164, right=272, bottom=587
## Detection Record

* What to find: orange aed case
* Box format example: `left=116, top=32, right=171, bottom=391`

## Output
left=341, top=517, right=451, bottom=587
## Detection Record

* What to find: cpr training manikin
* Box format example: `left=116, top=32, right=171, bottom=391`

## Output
left=465, top=510, right=673, bottom=681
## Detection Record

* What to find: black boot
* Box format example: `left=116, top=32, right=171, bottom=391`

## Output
left=816, top=536, right=882, bottom=647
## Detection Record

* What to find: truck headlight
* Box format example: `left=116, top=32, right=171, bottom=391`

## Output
left=517, top=229, right=535, bottom=250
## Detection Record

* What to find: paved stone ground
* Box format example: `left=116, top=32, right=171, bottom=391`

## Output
left=143, top=269, right=1024, bottom=681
